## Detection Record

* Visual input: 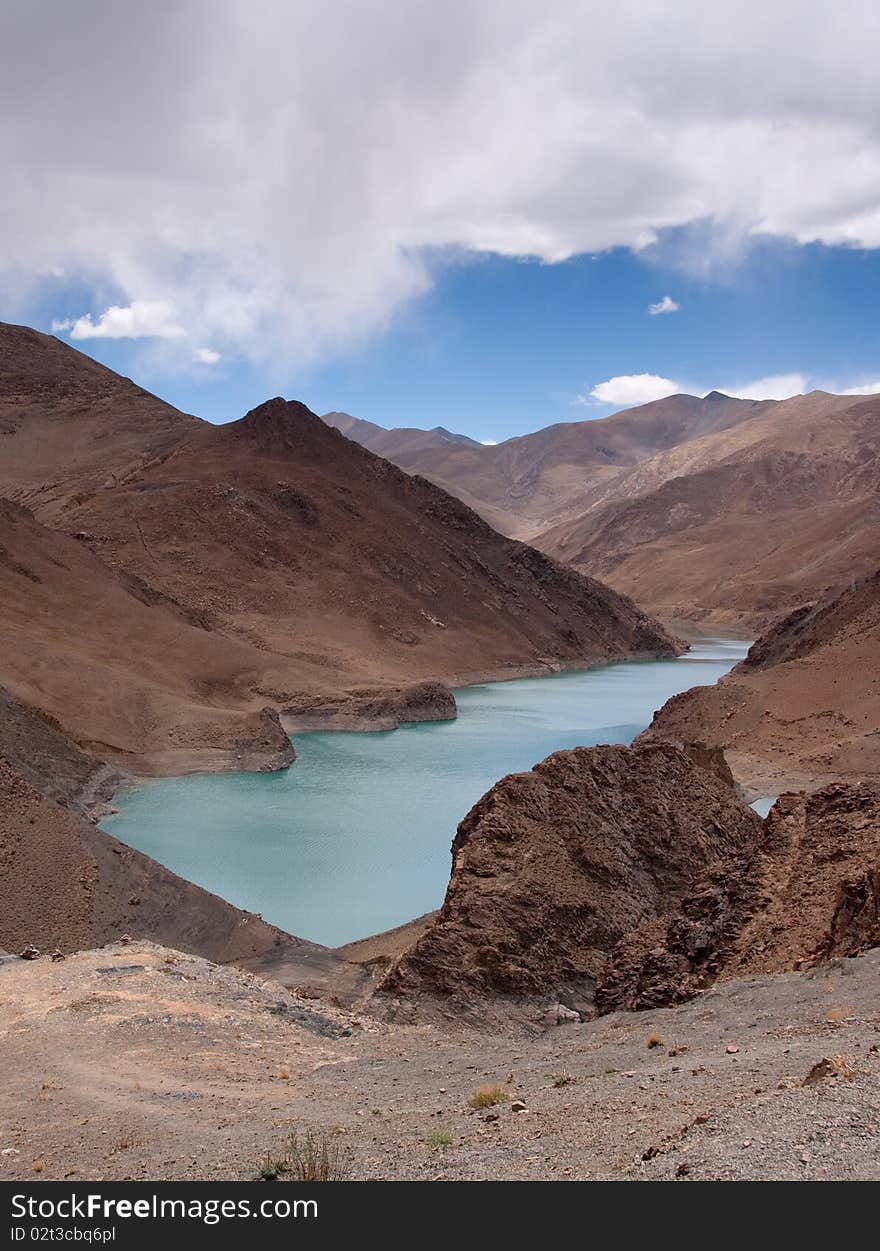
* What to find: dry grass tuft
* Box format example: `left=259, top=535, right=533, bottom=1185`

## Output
left=258, top=1128, right=353, bottom=1181
left=468, top=1083, right=509, bottom=1110
left=646, top=1032, right=663, bottom=1049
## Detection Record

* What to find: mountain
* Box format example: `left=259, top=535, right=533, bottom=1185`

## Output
left=639, top=569, right=880, bottom=796
left=536, top=391, right=878, bottom=628
left=0, top=321, right=201, bottom=522
left=0, top=323, right=677, bottom=774
left=324, top=392, right=770, bottom=538
left=322, top=410, right=481, bottom=457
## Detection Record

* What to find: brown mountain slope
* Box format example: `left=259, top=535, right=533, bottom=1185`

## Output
left=377, top=741, right=761, bottom=1025
left=599, top=782, right=880, bottom=1011
left=0, top=498, right=301, bottom=774
left=36, top=392, right=678, bottom=687
left=639, top=570, right=880, bottom=795
left=536, top=392, right=879, bottom=628
left=326, top=392, right=767, bottom=538
left=0, top=322, right=201, bottom=522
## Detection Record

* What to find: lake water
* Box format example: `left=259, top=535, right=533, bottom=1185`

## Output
left=103, top=639, right=749, bottom=946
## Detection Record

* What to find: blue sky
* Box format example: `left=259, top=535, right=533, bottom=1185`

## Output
left=5, top=4, right=880, bottom=445
left=32, top=234, right=880, bottom=444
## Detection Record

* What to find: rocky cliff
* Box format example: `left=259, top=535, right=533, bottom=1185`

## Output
left=598, top=783, right=880, bottom=1011
left=377, top=741, right=762, bottom=1022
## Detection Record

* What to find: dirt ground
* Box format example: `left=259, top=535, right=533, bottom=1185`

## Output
left=1, top=942, right=877, bottom=1182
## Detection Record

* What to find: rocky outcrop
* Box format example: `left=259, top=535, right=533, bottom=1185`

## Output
left=376, top=742, right=762, bottom=1022
left=282, top=681, right=456, bottom=731
left=597, top=783, right=880, bottom=1012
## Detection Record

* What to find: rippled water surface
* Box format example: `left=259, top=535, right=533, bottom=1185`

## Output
left=104, top=639, right=749, bottom=945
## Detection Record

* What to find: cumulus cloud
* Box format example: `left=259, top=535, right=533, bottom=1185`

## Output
left=648, top=295, right=680, bottom=315
left=4, top=2, right=880, bottom=369
left=840, top=379, right=880, bottom=395
left=720, top=372, right=808, bottom=400
left=480, top=439, right=498, bottom=446
left=193, top=347, right=221, bottom=365
left=54, top=300, right=186, bottom=340
left=589, top=374, right=681, bottom=406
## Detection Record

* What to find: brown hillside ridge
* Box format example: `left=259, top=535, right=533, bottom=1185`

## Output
left=0, top=322, right=678, bottom=777
left=639, top=569, right=880, bottom=797
left=598, top=783, right=880, bottom=1012
left=536, top=390, right=878, bottom=629
left=324, top=391, right=770, bottom=539
left=0, top=322, right=202, bottom=523
left=376, top=741, right=762, bottom=1026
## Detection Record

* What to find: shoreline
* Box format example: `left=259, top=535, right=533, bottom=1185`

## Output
left=96, top=637, right=757, bottom=960
left=90, top=642, right=694, bottom=808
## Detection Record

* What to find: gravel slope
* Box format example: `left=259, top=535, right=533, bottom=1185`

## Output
left=1, top=942, right=877, bottom=1182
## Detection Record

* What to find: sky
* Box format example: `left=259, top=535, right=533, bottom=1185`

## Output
left=2, top=1, right=880, bottom=443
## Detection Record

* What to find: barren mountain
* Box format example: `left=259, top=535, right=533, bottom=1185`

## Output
left=599, top=782, right=880, bottom=1012
left=0, top=322, right=676, bottom=773
left=536, top=391, right=878, bottom=629
left=0, top=322, right=202, bottom=522
left=640, top=569, right=880, bottom=796
left=323, top=410, right=481, bottom=456
left=377, top=741, right=761, bottom=1023
left=324, top=392, right=768, bottom=538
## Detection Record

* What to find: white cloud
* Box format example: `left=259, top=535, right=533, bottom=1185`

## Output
left=719, top=372, right=808, bottom=400
left=193, top=346, right=221, bottom=365
left=648, top=295, right=680, bottom=315
left=589, top=374, right=681, bottom=406
left=480, top=439, right=498, bottom=446
left=4, top=3, right=880, bottom=369
left=59, top=300, right=187, bottom=341
left=840, top=379, right=880, bottom=395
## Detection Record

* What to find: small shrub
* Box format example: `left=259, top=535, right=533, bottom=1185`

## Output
left=257, top=1129, right=353, bottom=1182
left=552, top=1073, right=576, bottom=1087
left=425, top=1129, right=453, bottom=1148
left=286, top=1129, right=353, bottom=1182
left=258, top=1157, right=287, bottom=1181
left=646, top=1033, right=663, bottom=1049
left=468, top=1083, right=509, bottom=1110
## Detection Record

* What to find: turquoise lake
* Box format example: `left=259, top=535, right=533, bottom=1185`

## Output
left=103, top=638, right=749, bottom=946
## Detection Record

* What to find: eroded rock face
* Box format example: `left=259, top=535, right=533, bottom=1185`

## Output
left=597, top=783, right=880, bottom=1012
left=282, top=681, right=456, bottom=731
left=377, top=742, right=762, bottom=1020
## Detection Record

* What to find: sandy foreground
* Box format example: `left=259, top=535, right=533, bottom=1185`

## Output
left=1, top=942, right=877, bottom=1182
